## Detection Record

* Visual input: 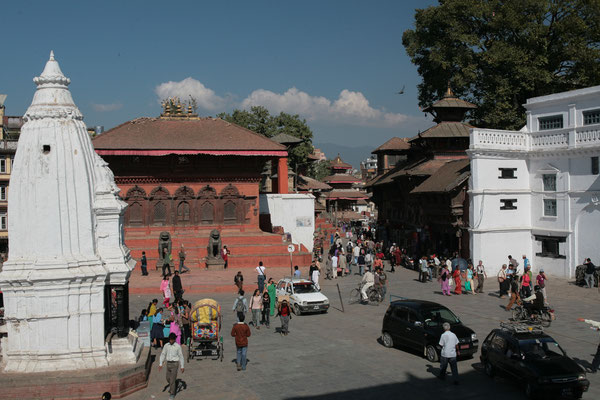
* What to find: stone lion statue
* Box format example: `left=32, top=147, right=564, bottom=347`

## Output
left=157, top=231, right=172, bottom=268
left=207, top=229, right=222, bottom=260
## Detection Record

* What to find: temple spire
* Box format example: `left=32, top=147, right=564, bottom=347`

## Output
left=26, top=51, right=80, bottom=121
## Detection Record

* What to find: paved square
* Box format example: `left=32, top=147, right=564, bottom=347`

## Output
left=128, top=265, right=600, bottom=400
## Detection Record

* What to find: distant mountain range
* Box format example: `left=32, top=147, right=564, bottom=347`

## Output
left=314, top=142, right=375, bottom=169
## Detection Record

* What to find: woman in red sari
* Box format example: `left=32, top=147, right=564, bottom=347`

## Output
left=452, top=268, right=462, bottom=294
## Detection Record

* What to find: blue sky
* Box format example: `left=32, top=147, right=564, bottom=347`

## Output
left=1, top=0, right=437, bottom=163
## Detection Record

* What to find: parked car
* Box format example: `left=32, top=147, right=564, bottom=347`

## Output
left=480, top=324, right=589, bottom=399
left=381, top=299, right=478, bottom=362
left=276, top=278, right=329, bottom=315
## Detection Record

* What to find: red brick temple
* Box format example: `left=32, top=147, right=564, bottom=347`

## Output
left=322, top=155, right=368, bottom=217
left=92, top=105, right=311, bottom=269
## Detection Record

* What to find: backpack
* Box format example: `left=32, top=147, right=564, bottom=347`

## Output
left=235, top=297, right=245, bottom=312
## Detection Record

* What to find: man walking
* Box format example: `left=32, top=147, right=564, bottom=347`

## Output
left=536, top=268, right=548, bottom=304
left=233, top=290, right=248, bottom=322
left=231, top=314, right=251, bottom=371
left=159, top=333, right=185, bottom=400
left=256, top=261, right=266, bottom=292
left=353, top=244, right=360, bottom=270
left=172, top=271, right=183, bottom=302
left=438, top=322, right=460, bottom=385
left=178, top=245, right=190, bottom=274
left=331, top=253, right=338, bottom=279
left=584, top=258, right=597, bottom=288
left=140, top=251, right=148, bottom=276
left=475, top=260, right=487, bottom=293
left=497, top=264, right=508, bottom=298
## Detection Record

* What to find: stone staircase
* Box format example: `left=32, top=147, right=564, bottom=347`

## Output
left=125, top=226, right=312, bottom=270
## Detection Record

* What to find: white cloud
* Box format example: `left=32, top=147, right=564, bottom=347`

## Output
left=154, top=78, right=407, bottom=127
left=241, top=87, right=407, bottom=127
left=155, top=77, right=224, bottom=111
left=91, top=102, right=123, bottom=112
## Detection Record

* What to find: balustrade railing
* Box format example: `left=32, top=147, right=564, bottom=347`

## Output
left=471, top=124, right=600, bottom=151
left=575, top=126, right=600, bottom=147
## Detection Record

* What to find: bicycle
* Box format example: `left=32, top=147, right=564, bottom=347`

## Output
left=349, top=283, right=384, bottom=305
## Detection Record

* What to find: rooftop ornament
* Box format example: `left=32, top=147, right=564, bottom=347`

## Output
left=160, top=96, right=199, bottom=119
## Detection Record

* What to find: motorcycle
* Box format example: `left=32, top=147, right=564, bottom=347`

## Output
left=511, top=302, right=554, bottom=327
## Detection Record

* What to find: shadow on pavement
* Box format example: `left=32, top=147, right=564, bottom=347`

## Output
left=284, top=370, right=528, bottom=400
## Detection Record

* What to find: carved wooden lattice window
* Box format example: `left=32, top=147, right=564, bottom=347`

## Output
left=201, top=201, right=214, bottom=224
left=177, top=201, right=190, bottom=222
left=154, top=201, right=167, bottom=223
left=224, top=201, right=237, bottom=224
left=129, top=201, right=143, bottom=224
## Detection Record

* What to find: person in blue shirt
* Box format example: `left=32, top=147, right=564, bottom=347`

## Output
left=522, top=254, right=530, bottom=270
left=151, top=308, right=165, bottom=348
left=293, top=265, right=301, bottom=278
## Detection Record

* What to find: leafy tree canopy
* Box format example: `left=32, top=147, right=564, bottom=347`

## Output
left=217, top=106, right=315, bottom=174
left=308, top=159, right=332, bottom=181
left=403, top=0, right=600, bottom=130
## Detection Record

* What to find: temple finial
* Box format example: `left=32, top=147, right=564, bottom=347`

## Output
left=49, top=50, right=55, bottom=61
left=444, top=81, right=454, bottom=98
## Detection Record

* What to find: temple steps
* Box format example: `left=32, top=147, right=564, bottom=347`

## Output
left=124, top=227, right=312, bottom=270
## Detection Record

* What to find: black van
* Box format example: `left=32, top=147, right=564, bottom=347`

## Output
left=381, top=299, right=478, bottom=362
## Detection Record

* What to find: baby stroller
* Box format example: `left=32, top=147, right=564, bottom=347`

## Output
left=188, top=298, right=223, bottom=362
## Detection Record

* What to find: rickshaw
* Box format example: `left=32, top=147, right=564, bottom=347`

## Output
left=188, top=298, right=223, bottom=362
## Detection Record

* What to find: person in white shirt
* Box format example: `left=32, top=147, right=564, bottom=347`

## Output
left=331, top=254, right=339, bottom=279
left=475, top=260, right=487, bottom=293
left=365, top=252, right=373, bottom=272
left=256, top=261, right=266, bottom=292
left=159, top=333, right=185, bottom=399
left=360, top=270, right=375, bottom=302
left=352, top=245, right=360, bottom=266
left=438, top=322, right=459, bottom=384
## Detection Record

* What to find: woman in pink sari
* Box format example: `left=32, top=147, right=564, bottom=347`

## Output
left=169, top=304, right=182, bottom=344
left=439, top=265, right=451, bottom=296
left=160, top=275, right=171, bottom=307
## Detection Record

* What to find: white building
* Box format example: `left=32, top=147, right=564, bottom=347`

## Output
left=0, top=52, right=135, bottom=372
left=469, top=86, right=600, bottom=278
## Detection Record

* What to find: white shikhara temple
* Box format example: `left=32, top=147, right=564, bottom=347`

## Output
left=0, top=52, right=136, bottom=372
left=469, top=86, right=600, bottom=278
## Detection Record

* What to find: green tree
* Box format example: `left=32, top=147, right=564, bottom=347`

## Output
left=403, top=0, right=600, bottom=130
left=308, top=160, right=332, bottom=181
left=217, top=106, right=315, bottom=175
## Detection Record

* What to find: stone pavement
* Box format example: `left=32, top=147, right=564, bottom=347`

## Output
left=127, top=264, right=600, bottom=400
left=128, top=265, right=309, bottom=295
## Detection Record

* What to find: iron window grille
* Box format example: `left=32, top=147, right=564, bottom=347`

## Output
left=583, top=109, right=600, bottom=125
left=538, top=115, right=563, bottom=130
left=542, top=174, right=556, bottom=191
left=543, top=199, right=557, bottom=217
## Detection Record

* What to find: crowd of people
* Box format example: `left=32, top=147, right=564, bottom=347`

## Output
left=135, top=222, right=599, bottom=398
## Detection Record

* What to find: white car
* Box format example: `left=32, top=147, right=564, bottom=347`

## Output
left=276, top=278, right=329, bottom=315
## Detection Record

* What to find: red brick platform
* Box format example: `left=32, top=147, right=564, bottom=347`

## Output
left=0, top=347, right=151, bottom=399
left=125, top=227, right=312, bottom=271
